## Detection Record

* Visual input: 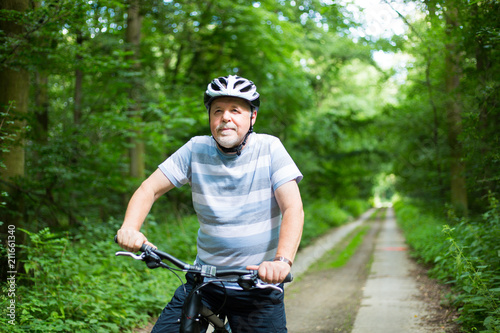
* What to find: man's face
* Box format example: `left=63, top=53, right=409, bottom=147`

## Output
left=209, top=97, right=257, bottom=149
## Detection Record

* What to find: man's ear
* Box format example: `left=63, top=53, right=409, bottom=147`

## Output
left=251, top=110, right=257, bottom=126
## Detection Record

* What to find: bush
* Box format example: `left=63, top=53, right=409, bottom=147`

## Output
left=394, top=198, right=500, bottom=333
left=301, top=199, right=353, bottom=248
left=393, top=200, right=449, bottom=266
left=0, top=215, right=199, bottom=332
left=340, top=199, right=371, bottom=218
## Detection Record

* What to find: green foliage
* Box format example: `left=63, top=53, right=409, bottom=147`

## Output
left=313, top=225, right=370, bottom=271
left=289, top=56, right=389, bottom=203
left=300, top=199, right=351, bottom=248
left=340, top=199, right=371, bottom=218
left=395, top=198, right=500, bottom=332
left=0, top=101, right=16, bottom=172
left=0, top=215, right=199, bottom=332
left=1, top=0, right=381, bottom=230
left=0, top=0, right=392, bottom=233
left=385, top=0, right=500, bottom=213
left=141, top=214, right=199, bottom=263
left=393, top=200, right=449, bottom=265
left=301, top=198, right=370, bottom=248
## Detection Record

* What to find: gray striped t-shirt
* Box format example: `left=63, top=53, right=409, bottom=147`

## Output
left=158, top=133, right=303, bottom=269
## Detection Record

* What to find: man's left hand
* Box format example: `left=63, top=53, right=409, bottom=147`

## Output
left=246, top=261, right=291, bottom=284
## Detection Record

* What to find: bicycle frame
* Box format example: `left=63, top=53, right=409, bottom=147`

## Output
left=181, top=274, right=230, bottom=333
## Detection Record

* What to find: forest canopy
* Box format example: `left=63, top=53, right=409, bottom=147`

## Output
left=0, top=0, right=497, bottom=232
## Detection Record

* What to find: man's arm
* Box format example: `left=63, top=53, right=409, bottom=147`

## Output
left=116, top=169, right=175, bottom=252
left=247, top=180, right=304, bottom=284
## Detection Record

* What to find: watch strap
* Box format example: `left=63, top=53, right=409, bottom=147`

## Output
left=273, top=256, right=293, bottom=267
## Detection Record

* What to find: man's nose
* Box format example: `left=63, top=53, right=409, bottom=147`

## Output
left=222, top=110, right=232, bottom=122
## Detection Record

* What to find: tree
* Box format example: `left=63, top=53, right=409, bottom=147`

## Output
left=0, top=0, right=30, bottom=227
left=126, top=0, right=145, bottom=180
left=0, top=0, right=30, bottom=180
left=460, top=0, right=500, bottom=211
left=0, top=0, right=413, bottom=229
left=444, top=0, right=468, bottom=215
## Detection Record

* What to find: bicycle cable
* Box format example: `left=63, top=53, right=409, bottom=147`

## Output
left=192, top=279, right=229, bottom=320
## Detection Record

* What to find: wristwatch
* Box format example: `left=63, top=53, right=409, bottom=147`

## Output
left=273, top=256, right=293, bottom=267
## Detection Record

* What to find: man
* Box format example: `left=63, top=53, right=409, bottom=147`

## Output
left=116, top=75, right=304, bottom=332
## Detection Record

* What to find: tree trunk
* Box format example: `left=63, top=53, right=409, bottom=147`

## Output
left=34, top=72, right=49, bottom=143
left=0, top=69, right=28, bottom=180
left=74, top=31, right=84, bottom=125
left=126, top=0, right=145, bottom=180
left=171, top=43, right=184, bottom=86
left=0, top=0, right=29, bottom=182
left=444, top=2, right=468, bottom=216
left=0, top=0, right=30, bottom=234
left=472, top=3, right=496, bottom=203
left=32, top=0, right=49, bottom=144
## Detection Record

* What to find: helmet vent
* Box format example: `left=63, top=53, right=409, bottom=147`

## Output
left=211, top=82, right=221, bottom=91
left=239, top=84, right=252, bottom=93
left=218, top=77, right=227, bottom=88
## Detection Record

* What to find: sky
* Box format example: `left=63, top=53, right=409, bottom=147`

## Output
left=347, top=0, right=419, bottom=75
left=349, top=0, right=417, bottom=40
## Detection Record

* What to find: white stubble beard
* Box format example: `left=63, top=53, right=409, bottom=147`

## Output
left=215, top=123, right=241, bottom=148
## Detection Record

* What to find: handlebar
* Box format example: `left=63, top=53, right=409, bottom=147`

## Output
left=114, top=236, right=293, bottom=290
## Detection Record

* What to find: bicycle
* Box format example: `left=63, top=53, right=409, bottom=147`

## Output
left=114, top=237, right=293, bottom=333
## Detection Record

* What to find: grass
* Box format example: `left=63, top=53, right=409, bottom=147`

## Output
left=309, top=207, right=383, bottom=272
left=312, top=224, right=371, bottom=271
left=300, top=198, right=371, bottom=248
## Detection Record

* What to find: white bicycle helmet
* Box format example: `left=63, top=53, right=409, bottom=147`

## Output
left=204, top=75, right=260, bottom=111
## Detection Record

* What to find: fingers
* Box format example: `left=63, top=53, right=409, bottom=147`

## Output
left=116, top=228, right=148, bottom=252
left=248, top=261, right=290, bottom=284
left=144, top=240, right=158, bottom=250
left=246, top=265, right=260, bottom=271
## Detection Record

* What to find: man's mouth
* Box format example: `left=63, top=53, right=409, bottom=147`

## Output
left=218, top=126, right=237, bottom=133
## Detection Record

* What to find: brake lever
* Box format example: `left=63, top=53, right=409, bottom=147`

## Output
left=254, top=280, right=284, bottom=293
left=115, top=251, right=145, bottom=260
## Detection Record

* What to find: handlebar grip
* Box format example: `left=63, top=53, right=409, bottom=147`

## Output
left=284, top=273, right=293, bottom=283
left=140, top=243, right=154, bottom=252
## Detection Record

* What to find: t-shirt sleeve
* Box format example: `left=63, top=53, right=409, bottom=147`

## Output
left=158, top=139, right=193, bottom=188
left=270, top=138, right=303, bottom=191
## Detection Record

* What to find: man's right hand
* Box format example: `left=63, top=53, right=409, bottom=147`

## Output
left=116, top=228, right=156, bottom=252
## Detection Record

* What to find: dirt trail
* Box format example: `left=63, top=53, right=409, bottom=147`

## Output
left=284, top=208, right=460, bottom=333
left=284, top=214, right=382, bottom=332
